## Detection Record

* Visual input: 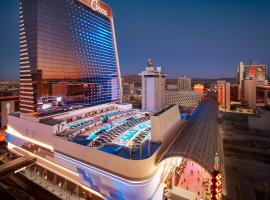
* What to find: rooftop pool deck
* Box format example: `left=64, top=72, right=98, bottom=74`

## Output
left=63, top=108, right=158, bottom=159
left=87, top=124, right=112, bottom=141
left=67, top=118, right=91, bottom=127
left=117, top=121, right=151, bottom=143
left=83, top=114, right=144, bottom=143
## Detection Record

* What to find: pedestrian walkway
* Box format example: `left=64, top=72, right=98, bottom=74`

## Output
left=176, top=160, right=211, bottom=200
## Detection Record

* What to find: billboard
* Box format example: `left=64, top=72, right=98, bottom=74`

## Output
left=244, top=65, right=267, bottom=82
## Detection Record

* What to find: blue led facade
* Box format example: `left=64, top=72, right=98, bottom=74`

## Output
left=68, top=2, right=120, bottom=106
left=19, top=0, right=121, bottom=114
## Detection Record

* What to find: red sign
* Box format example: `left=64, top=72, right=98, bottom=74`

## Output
left=250, top=66, right=255, bottom=77
left=77, top=0, right=113, bottom=19
left=211, top=171, right=222, bottom=200
left=0, top=132, right=6, bottom=142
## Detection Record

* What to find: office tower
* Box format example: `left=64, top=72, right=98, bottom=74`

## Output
left=140, top=59, right=166, bottom=113
left=217, top=81, right=231, bottom=111
left=237, top=61, right=267, bottom=101
left=237, top=62, right=245, bottom=101
left=177, top=75, right=191, bottom=91
left=230, top=84, right=239, bottom=101
left=19, top=0, right=122, bottom=115
left=194, top=84, right=204, bottom=96
left=242, top=78, right=257, bottom=110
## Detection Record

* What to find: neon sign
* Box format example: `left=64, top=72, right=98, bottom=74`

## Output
left=91, top=0, right=108, bottom=16
left=211, top=171, right=222, bottom=200
left=78, top=0, right=108, bottom=17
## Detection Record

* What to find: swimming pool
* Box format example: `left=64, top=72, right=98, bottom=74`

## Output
left=67, top=119, right=89, bottom=127
left=117, top=121, right=151, bottom=143
left=87, top=124, right=112, bottom=141
left=114, top=115, right=136, bottom=125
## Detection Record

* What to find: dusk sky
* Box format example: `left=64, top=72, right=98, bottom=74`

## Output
left=0, top=0, right=270, bottom=80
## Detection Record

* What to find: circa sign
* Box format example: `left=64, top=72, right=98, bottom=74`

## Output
left=78, top=0, right=108, bottom=17
left=91, top=0, right=108, bottom=16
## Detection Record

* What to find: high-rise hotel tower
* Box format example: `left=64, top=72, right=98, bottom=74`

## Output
left=19, top=0, right=122, bottom=115
left=140, top=59, right=166, bottom=113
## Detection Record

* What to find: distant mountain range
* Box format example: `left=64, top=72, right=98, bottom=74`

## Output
left=0, top=80, right=19, bottom=84
left=122, top=74, right=239, bottom=84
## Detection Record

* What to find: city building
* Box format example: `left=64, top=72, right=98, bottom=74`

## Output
left=121, top=76, right=142, bottom=109
left=230, top=84, right=239, bottom=101
left=256, top=85, right=270, bottom=106
left=237, top=62, right=245, bottom=101
left=221, top=111, right=270, bottom=200
left=177, top=75, right=191, bottom=91
left=140, top=59, right=166, bottom=113
left=248, top=107, right=270, bottom=131
left=193, top=84, right=204, bottom=96
left=242, top=78, right=257, bottom=110
left=7, top=97, right=221, bottom=200
left=8, top=1, right=184, bottom=199
left=19, top=0, right=122, bottom=115
left=237, top=61, right=268, bottom=101
left=165, top=90, right=200, bottom=108
left=0, top=96, right=19, bottom=130
left=166, top=84, right=178, bottom=90
left=217, top=81, right=231, bottom=111
left=0, top=81, right=20, bottom=96
left=6, top=1, right=224, bottom=200
left=122, top=82, right=135, bottom=102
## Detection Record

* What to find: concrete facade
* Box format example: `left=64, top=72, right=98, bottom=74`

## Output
left=242, top=79, right=256, bottom=110
left=151, top=105, right=181, bottom=142
left=140, top=59, right=166, bottom=113
left=217, top=81, right=231, bottom=111
left=165, top=90, right=200, bottom=108
left=177, top=76, right=191, bottom=91
left=0, top=96, right=19, bottom=129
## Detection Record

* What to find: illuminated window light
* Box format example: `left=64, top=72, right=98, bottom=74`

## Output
left=7, top=125, right=54, bottom=152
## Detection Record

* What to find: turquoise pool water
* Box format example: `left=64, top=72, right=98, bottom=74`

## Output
left=87, top=124, right=112, bottom=140
left=114, top=115, right=136, bottom=125
left=67, top=119, right=88, bottom=127
left=138, top=124, right=147, bottom=129
left=118, top=130, right=139, bottom=142
left=117, top=121, right=151, bottom=143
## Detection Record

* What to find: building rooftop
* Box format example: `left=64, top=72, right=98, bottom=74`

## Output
left=53, top=105, right=161, bottom=159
